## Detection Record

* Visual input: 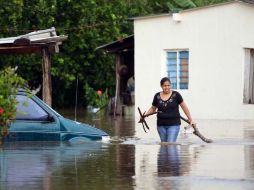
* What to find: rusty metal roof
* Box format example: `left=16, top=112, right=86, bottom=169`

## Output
left=0, top=27, right=67, bottom=54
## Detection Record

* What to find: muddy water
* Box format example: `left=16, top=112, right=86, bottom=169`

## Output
left=0, top=110, right=254, bottom=190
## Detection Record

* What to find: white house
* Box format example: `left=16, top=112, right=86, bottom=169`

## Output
left=133, top=0, right=254, bottom=120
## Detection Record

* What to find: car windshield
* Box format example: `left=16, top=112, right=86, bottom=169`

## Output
left=32, top=95, right=62, bottom=117
left=16, top=95, right=49, bottom=121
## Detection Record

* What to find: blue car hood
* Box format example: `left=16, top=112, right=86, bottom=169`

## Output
left=59, top=117, right=108, bottom=136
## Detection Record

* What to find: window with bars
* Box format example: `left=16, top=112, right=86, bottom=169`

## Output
left=166, top=50, right=189, bottom=89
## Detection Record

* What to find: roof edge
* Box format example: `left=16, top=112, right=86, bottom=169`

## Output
left=96, top=35, right=134, bottom=50
left=128, top=0, right=254, bottom=21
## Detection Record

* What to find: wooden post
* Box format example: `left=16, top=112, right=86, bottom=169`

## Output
left=42, top=47, right=52, bottom=106
left=114, top=54, right=121, bottom=117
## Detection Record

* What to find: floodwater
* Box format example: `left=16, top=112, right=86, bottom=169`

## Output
left=1, top=108, right=254, bottom=190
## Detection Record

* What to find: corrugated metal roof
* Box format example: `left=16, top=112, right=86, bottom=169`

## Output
left=0, top=27, right=67, bottom=54
left=0, top=27, right=67, bottom=45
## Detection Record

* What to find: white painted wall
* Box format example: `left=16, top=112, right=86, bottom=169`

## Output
left=134, top=2, right=254, bottom=120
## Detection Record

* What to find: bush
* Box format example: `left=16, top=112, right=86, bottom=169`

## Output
left=0, top=67, right=26, bottom=143
left=84, top=83, right=109, bottom=109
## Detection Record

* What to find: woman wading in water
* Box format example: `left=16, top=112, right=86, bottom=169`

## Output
left=145, top=77, right=195, bottom=142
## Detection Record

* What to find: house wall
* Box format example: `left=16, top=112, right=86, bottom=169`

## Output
left=134, top=2, right=254, bottom=119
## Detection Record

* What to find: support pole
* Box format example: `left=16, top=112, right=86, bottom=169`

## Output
left=114, top=54, right=121, bottom=117
left=42, top=47, right=52, bottom=106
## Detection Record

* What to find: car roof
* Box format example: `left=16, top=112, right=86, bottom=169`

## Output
left=17, top=88, right=32, bottom=95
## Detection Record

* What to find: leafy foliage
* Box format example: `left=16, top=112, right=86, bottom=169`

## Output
left=0, top=67, right=26, bottom=141
left=84, top=83, right=109, bottom=109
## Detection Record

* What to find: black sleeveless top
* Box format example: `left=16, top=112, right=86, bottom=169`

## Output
left=152, top=91, right=183, bottom=126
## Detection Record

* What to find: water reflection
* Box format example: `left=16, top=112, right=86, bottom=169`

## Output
left=157, top=145, right=180, bottom=176
left=1, top=110, right=254, bottom=190
left=49, top=144, right=136, bottom=190
left=0, top=141, right=108, bottom=190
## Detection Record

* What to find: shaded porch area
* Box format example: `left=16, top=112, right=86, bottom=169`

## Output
left=97, top=35, right=134, bottom=116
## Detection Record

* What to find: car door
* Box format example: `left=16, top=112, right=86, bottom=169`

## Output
left=8, top=94, right=61, bottom=141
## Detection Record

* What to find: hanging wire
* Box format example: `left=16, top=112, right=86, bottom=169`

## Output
left=0, top=22, right=112, bottom=33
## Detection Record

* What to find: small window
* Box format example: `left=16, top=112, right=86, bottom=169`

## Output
left=243, top=49, right=254, bottom=104
left=166, top=50, right=189, bottom=89
left=16, top=95, right=49, bottom=120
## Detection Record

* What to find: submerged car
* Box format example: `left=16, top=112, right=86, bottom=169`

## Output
left=5, top=89, right=110, bottom=142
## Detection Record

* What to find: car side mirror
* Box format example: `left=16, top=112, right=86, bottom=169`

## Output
left=48, top=115, right=55, bottom=122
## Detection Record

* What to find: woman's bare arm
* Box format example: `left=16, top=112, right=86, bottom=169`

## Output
left=180, top=101, right=195, bottom=125
left=144, top=106, right=157, bottom=117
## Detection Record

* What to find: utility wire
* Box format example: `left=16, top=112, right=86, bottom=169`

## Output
left=0, top=19, right=128, bottom=33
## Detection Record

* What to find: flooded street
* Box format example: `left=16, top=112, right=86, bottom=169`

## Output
left=1, top=109, right=254, bottom=190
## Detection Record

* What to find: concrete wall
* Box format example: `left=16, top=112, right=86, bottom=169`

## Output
left=134, top=2, right=254, bottom=120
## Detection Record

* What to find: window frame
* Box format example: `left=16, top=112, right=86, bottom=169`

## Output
left=16, top=95, right=50, bottom=121
left=166, top=49, right=189, bottom=90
